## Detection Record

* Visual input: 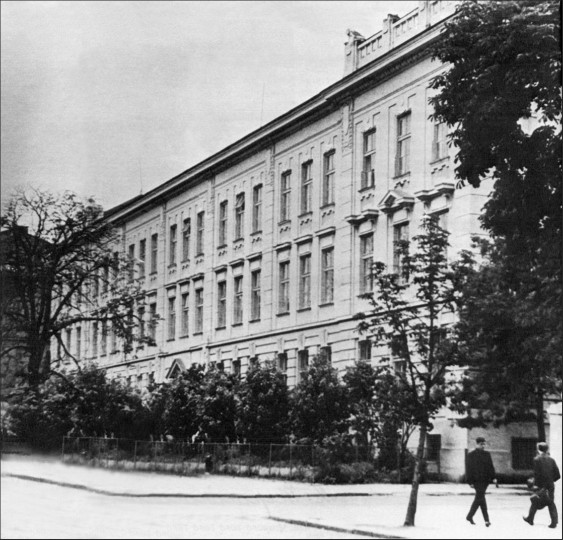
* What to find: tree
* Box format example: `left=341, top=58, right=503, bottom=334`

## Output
left=290, top=354, right=350, bottom=444
left=356, top=215, right=460, bottom=526
left=1, top=189, right=155, bottom=387
left=430, top=0, right=562, bottom=440
left=237, top=360, right=289, bottom=443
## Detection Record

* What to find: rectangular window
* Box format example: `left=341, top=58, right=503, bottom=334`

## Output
left=359, top=340, right=371, bottom=361
left=322, top=152, right=335, bottom=206
left=280, top=171, right=291, bottom=222
left=101, top=321, right=107, bottom=356
left=235, top=193, right=245, bottom=239
left=182, top=218, right=191, bottom=261
left=92, top=322, right=98, bottom=357
left=169, top=224, right=177, bottom=266
left=217, top=280, right=226, bottom=328
left=66, top=328, right=72, bottom=355
left=511, top=438, right=538, bottom=470
left=150, top=233, right=158, bottom=274
left=321, top=247, right=334, bottom=304
left=181, top=292, right=189, bottom=336
left=139, top=239, right=146, bottom=278
left=253, top=185, right=262, bottom=232
left=149, top=302, right=157, bottom=341
left=219, top=200, right=228, bottom=245
left=432, top=121, right=447, bottom=161
left=233, top=276, right=243, bottom=325
left=128, top=244, right=135, bottom=281
left=76, top=326, right=81, bottom=357
left=195, top=287, right=204, bottom=333
left=196, top=212, right=205, bottom=255
left=360, top=233, right=374, bottom=294
left=362, top=130, right=376, bottom=188
left=277, top=352, right=288, bottom=374
left=232, top=359, right=241, bottom=378
left=110, top=321, right=117, bottom=352
left=426, top=434, right=441, bottom=461
left=320, top=345, right=332, bottom=364
left=168, top=296, right=176, bottom=340
left=393, top=359, right=406, bottom=375
left=396, top=113, right=411, bottom=176
left=138, top=306, right=145, bottom=339
left=279, top=261, right=290, bottom=313
left=301, top=161, right=313, bottom=214
left=299, top=254, right=311, bottom=309
left=393, top=223, right=409, bottom=276
left=298, top=349, right=309, bottom=382
left=251, top=269, right=261, bottom=321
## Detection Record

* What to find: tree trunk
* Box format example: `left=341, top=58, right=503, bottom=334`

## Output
left=27, top=342, right=49, bottom=387
left=535, top=392, right=546, bottom=443
left=404, top=423, right=427, bottom=527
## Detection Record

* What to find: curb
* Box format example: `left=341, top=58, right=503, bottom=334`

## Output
left=269, top=516, right=406, bottom=539
left=3, top=473, right=375, bottom=499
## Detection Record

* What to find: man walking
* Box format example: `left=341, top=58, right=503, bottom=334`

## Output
left=523, top=442, right=560, bottom=528
left=466, top=436, right=496, bottom=526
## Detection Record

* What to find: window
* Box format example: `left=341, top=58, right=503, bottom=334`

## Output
left=167, top=296, right=176, bottom=340
left=511, top=438, right=538, bottom=470
left=299, top=254, right=311, bottom=309
left=182, top=218, right=191, bottom=261
left=235, top=193, right=245, bottom=239
left=233, top=276, right=243, bottom=324
left=110, top=321, right=117, bottom=352
left=139, top=239, right=146, bottom=278
left=432, top=121, right=447, bottom=161
left=149, top=302, right=157, bottom=341
left=279, top=261, right=290, bottom=313
left=320, top=345, right=332, bottom=364
left=217, top=280, right=226, bottom=328
left=195, top=287, right=204, bottom=333
left=92, top=322, right=98, bottom=357
left=361, top=130, right=376, bottom=188
left=150, top=233, right=158, bottom=274
left=138, top=306, right=145, bottom=339
left=112, top=252, right=119, bottom=281
left=181, top=292, right=189, bottom=336
left=76, top=326, right=81, bottom=357
left=360, top=233, right=374, bottom=294
left=251, top=270, right=261, bottom=321
left=301, top=161, right=313, bottom=214
left=426, top=434, right=441, bottom=461
left=101, top=321, right=107, bottom=356
left=322, top=152, right=335, bottom=205
left=277, top=352, right=288, bottom=374
left=396, top=113, right=411, bottom=176
left=196, top=212, right=205, bottom=255
left=393, top=359, right=406, bottom=375
left=359, top=340, right=371, bottom=361
left=169, top=224, right=177, bottom=266
left=280, top=171, right=291, bottom=222
left=232, top=359, right=241, bottom=378
left=128, top=244, right=135, bottom=281
left=92, top=272, right=99, bottom=298
left=102, top=264, right=109, bottom=294
left=393, top=223, right=409, bottom=277
left=65, top=328, right=72, bottom=354
left=298, top=349, right=309, bottom=382
left=252, top=184, right=262, bottom=232
left=219, top=201, right=228, bottom=246
left=321, top=247, right=334, bottom=304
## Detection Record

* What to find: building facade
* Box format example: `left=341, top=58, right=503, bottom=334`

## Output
left=70, top=0, right=545, bottom=479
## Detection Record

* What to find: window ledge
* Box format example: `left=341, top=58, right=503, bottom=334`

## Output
left=193, top=331, right=203, bottom=336
left=319, top=302, right=334, bottom=307
left=320, top=203, right=335, bottom=211
left=217, top=244, right=227, bottom=250
left=358, top=185, right=375, bottom=193
left=215, top=326, right=226, bottom=331
left=168, top=264, right=177, bottom=269
left=180, top=334, right=189, bottom=339
left=392, top=172, right=411, bottom=181
left=297, top=307, right=311, bottom=312
left=250, top=230, right=262, bottom=236
left=298, top=212, right=313, bottom=219
left=231, top=322, right=243, bottom=327
left=249, top=318, right=261, bottom=323
left=276, top=312, right=290, bottom=317
left=278, top=219, right=291, bottom=226
left=233, top=238, right=244, bottom=244
left=166, top=338, right=175, bottom=342
left=429, top=155, right=450, bottom=166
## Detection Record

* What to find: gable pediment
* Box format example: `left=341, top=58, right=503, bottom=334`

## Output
left=378, top=188, right=415, bottom=214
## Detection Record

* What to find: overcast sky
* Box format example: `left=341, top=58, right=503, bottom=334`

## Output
left=1, top=1, right=417, bottom=209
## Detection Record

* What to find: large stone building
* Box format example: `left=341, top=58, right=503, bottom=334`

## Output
left=70, top=0, right=547, bottom=479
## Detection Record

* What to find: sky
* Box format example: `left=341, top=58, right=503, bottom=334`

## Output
left=1, top=1, right=418, bottom=210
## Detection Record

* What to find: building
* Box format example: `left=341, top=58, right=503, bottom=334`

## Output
left=76, top=0, right=546, bottom=479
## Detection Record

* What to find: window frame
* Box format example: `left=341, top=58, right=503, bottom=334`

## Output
left=359, top=233, right=374, bottom=294
left=234, top=192, right=245, bottom=240
left=298, top=253, right=311, bottom=310
left=169, top=224, right=177, bottom=266
left=322, top=151, right=335, bottom=206
left=320, top=247, right=334, bottom=304
left=167, top=296, right=176, bottom=340
left=219, top=200, right=228, bottom=246
left=396, top=112, right=412, bottom=177
left=301, top=161, right=313, bottom=214
left=217, top=279, right=227, bottom=328
left=361, top=130, right=376, bottom=189
left=280, top=170, right=291, bottom=222
left=252, top=184, right=262, bottom=233
left=196, top=212, right=205, bottom=256
left=150, top=233, right=158, bottom=274
left=278, top=260, right=290, bottom=314
left=250, top=269, right=261, bottom=321
left=233, top=275, right=243, bottom=325
left=182, top=218, right=191, bottom=261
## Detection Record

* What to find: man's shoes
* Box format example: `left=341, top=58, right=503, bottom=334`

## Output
left=485, top=522, right=491, bottom=527
left=548, top=523, right=557, bottom=529
left=522, top=516, right=533, bottom=526
left=466, top=517, right=475, bottom=525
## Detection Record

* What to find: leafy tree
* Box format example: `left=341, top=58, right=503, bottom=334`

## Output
left=356, top=215, right=460, bottom=526
left=237, top=360, right=289, bottom=443
left=430, top=0, right=562, bottom=440
left=1, top=189, right=155, bottom=387
left=198, top=367, right=239, bottom=442
left=290, top=354, right=350, bottom=444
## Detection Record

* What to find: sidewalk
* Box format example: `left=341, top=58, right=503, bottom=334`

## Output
left=2, top=454, right=560, bottom=539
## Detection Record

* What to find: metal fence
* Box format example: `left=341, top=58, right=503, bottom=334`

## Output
left=61, top=437, right=377, bottom=482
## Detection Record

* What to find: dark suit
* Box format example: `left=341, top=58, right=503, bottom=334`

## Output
left=526, top=453, right=561, bottom=526
left=466, top=447, right=496, bottom=522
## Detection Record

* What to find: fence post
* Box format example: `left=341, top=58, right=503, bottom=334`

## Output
left=133, top=440, right=138, bottom=470
left=268, top=444, right=272, bottom=476
left=289, top=444, right=293, bottom=480
left=311, top=445, right=315, bottom=484
left=61, top=436, right=66, bottom=462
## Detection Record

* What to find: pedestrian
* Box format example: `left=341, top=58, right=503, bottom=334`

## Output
left=523, top=442, right=560, bottom=529
left=465, top=436, right=496, bottom=527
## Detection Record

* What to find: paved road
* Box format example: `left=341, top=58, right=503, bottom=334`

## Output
left=1, top=476, right=373, bottom=539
